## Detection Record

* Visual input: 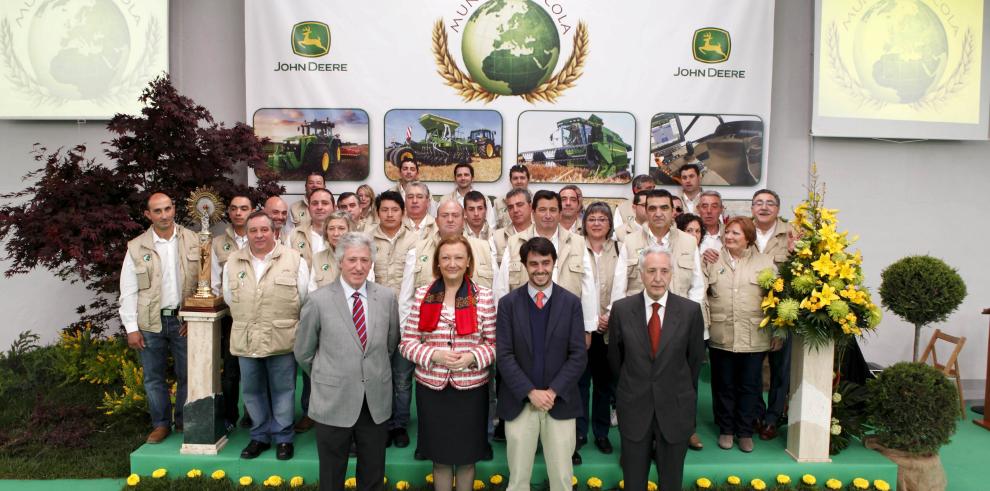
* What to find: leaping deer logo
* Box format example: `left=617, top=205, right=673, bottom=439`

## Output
left=291, top=22, right=331, bottom=57
left=297, top=26, right=326, bottom=51
left=693, top=28, right=730, bottom=63
left=697, top=32, right=725, bottom=58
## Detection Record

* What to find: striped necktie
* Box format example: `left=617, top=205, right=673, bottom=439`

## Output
left=352, top=291, right=367, bottom=350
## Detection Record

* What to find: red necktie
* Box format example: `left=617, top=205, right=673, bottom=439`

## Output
left=352, top=292, right=367, bottom=350
left=649, top=302, right=662, bottom=357
left=535, top=291, right=545, bottom=309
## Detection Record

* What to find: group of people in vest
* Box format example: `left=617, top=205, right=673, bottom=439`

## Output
left=119, top=157, right=796, bottom=491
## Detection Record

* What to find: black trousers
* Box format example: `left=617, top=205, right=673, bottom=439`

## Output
left=760, top=335, right=792, bottom=426
left=577, top=332, right=613, bottom=440
left=219, top=316, right=241, bottom=424
left=314, top=398, right=388, bottom=491
left=620, top=414, right=688, bottom=491
left=709, top=348, right=765, bottom=437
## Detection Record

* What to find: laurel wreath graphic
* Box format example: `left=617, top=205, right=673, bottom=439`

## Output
left=432, top=19, right=588, bottom=104
left=826, top=21, right=974, bottom=111
left=0, top=16, right=162, bottom=110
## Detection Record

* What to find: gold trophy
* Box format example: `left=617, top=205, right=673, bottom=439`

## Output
left=184, top=187, right=226, bottom=310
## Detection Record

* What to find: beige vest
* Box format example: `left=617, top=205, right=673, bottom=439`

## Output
left=492, top=225, right=525, bottom=265
left=404, top=214, right=437, bottom=240
left=290, top=199, right=309, bottom=225
left=412, top=233, right=495, bottom=290
left=759, top=218, right=791, bottom=265
left=310, top=247, right=339, bottom=289
left=623, top=226, right=699, bottom=297
left=505, top=225, right=586, bottom=296
left=211, top=226, right=245, bottom=267
left=615, top=199, right=636, bottom=227
left=494, top=198, right=510, bottom=230
left=371, top=225, right=417, bottom=293
left=614, top=220, right=642, bottom=242
left=126, top=226, right=200, bottom=333
left=227, top=244, right=302, bottom=357
left=590, top=240, right=622, bottom=316
left=287, top=222, right=321, bottom=266
left=704, top=247, right=775, bottom=353
left=465, top=222, right=492, bottom=241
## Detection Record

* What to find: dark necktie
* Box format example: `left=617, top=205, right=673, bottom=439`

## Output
left=649, top=302, right=662, bottom=357
left=352, top=291, right=367, bottom=350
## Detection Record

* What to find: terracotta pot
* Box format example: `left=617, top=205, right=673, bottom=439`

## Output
left=865, top=437, right=947, bottom=491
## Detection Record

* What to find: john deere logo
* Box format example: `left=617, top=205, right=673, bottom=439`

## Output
left=693, top=28, right=730, bottom=64
left=292, top=22, right=330, bottom=58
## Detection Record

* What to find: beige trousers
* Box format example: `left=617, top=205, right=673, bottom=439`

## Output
left=505, top=403, right=576, bottom=491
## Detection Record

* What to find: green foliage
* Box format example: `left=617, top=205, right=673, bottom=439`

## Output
left=879, top=255, right=966, bottom=327
left=0, top=331, right=59, bottom=398
left=866, top=362, right=958, bottom=455
left=829, top=380, right=868, bottom=455
left=54, top=326, right=148, bottom=417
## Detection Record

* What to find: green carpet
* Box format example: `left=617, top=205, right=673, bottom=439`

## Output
left=130, top=369, right=899, bottom=488
left=0, top=479, right=123, bottom=490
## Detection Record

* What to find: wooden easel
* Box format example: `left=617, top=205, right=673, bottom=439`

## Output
left=974, top=308, right=990, bottom=430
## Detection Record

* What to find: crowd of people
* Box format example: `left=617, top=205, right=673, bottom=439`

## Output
left=119, top=158, right=796, bottom=491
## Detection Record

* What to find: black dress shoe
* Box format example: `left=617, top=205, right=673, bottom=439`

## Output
left=594, top=437, right=613, bottom=454
left=240, top=440, right=271, bottom=459
left=571, top=451, right=582, bottom=465
left=390, top=428, right=410, bottom=448
left=493, top=421, right=506, bottom=442
left=276, top=442, right=294, bottom=460
left=482, top=444, right=493, bottom=461
left=414, top=449, right=427, bottom=460
left=576, top=435, right=588, bottom=449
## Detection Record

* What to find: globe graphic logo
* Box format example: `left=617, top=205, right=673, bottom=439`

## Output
left=461, top=0, right=560, bottom=96
left=27, top=0, right=130, bottom=100
left=852, top=0, right=947, bottom=104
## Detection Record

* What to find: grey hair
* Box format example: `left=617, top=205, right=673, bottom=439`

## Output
left=505, top=187, right=531, bottom=203
left=334, top=232, right=377, bottom=264
left=699, top=190, right=723, bottom=205
left=637, top=245, right=672, bottom=271
left=406, top=180, right=431, bottom=197
left=325, top=210, right=356, bottom=232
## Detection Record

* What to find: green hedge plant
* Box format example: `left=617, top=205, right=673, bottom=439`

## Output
left=866, top=362, right=958, bottom=455
left=878, top=255, right=966, bottom=361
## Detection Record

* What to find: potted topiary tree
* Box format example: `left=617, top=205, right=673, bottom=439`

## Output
left=879, top=255, right=966, bottom=361
left=865, top=362, right=959, bottom=491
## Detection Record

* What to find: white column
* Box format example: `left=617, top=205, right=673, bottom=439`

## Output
left=785, top=335, right=835, bottom=462
left=179, top=308, right=230, bottom=455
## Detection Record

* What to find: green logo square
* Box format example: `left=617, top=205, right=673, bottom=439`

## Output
left=292, top=21, right=331, bottom=58
left=693, top=28, right=730, bottom=64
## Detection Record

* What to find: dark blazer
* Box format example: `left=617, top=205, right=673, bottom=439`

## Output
left=607, top=291, right=705, bottom=443
left=496, top=283, right=588, bottom=421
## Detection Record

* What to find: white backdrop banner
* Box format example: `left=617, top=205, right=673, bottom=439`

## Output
left=245, top=0, right=775, bottom=200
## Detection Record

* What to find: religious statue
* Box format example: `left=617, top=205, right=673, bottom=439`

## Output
left=185, top=187, right=225, bottom=310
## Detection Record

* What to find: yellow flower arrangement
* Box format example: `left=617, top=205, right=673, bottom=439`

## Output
left=873, top=480, right=891, bottom=491
left=802, top=474, right=817, bottom=485
left=474, top=479, right=485, bottom=490
left=152, top=468, right=167, bottom=479
left=825, top=478, right=842, bottom=489
left=264, top=475, right=284, bottom=487
left=587, top=477, right=603, bottom=489
left=211, top=470, right=226, bottom=480
left=695, top=477, right=712, bottom=489
left=851, top=478, right=869, bottom=490
left=186, top=469, right=202, bottom=478
left=758, top=166, right=880, bottom=348
left=239, top=476, right=253, bottom=486
left=345, top=476, right=358, bottom=488
left=776, top=474, right=791, bottom=485
left=291, top=476, right=305, bottom=487
left=727, top=475, right=741, bottom=485
left=750, top=478, right=766, bottom=490
left=126, top=474, right=140, bottom=486
left=397, top=481, right=411, bottom=490
left=489, top=475, right=504, bottom=485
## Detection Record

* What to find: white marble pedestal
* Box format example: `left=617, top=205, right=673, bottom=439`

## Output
left=785, top=336, right=835, bottom=462
left=179, top=307, right=229, bottom=455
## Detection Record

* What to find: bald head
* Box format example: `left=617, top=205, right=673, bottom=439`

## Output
left=144, top=192, right=176, bottom=236
left=436, top=200, right=465, bottom=238
left=263, top=196, right=289, bottom=230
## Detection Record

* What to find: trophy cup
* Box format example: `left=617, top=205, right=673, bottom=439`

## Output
left=184, top=187, right=226, bottom=310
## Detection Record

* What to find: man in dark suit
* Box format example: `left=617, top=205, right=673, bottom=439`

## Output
left=295, top=233, right=400, bottom=491
left=608, top=246, right=705, bottom=491
left=496, top=237, right=587, bottom=491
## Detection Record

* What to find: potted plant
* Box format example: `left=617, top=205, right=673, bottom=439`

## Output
left=864, top=362, right=958, bottom=491
left=878, top=256, right=966, bottom=361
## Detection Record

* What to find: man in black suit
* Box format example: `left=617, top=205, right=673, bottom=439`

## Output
left=608, top=246, right=705, bottom=491
left=496, top=237, right=588, bottom=491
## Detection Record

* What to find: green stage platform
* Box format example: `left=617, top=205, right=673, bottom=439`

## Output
left=131, top=368, right=899, bottom=488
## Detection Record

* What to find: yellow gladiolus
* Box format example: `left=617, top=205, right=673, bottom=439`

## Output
left=489, top=475, right=503, bottom=486
left=802, top=474, right=817, bottom=485
left=695, top=477, right=712, bottom=488
left=291, top=476, right=305, bottom=487
left=126, top=474, right=140, bottom=486
left=727, top=475, right=741, bottom=485
left=152, top=468, right=167, bottom=479
left=239, top=476, right=253, bottom=486
left=873, top=480, right=891, bottom=491
left=826, top=478, right=842, bottom=489
left=211, top=470, right=226, bottom=480
left=187, top=468, right=202, bottom=478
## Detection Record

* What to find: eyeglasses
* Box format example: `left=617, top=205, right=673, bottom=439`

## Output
left=752, top=200, right=778, bottom=208
left=586, top=217, right=609, bottom=224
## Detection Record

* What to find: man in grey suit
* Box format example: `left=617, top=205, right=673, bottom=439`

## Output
left=607, top=246, right=705, bottom=491
left=295, top=232, right=401, bottom=491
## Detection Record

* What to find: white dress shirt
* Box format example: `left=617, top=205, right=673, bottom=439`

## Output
left=450, top=189, right=497, bottom=228
left=644, top=226, right=706, bottom=306
left=221, top=247, right=310, bottom=305
left=118, top=228, right=181, bottom=334
left=644, top=290, right=669, bottom=326
left=591, top=244, right=629, bottom=316
left=341, top=277, right=371, bottom=331
left=755, top=222, right=776, bottom=253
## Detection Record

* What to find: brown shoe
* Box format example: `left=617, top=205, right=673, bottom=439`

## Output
left=294, top=416, right=315, bottom=433
left=717, top=434, right=733, bottom=450
left=758, top=423, right=778, bottom=441
left=146, top=426, right=170, bottom=444
left=738, top=437, right=755, bottom=453
left=689, top=433, right=704, bottom=451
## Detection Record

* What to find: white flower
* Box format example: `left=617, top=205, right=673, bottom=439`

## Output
left=830, top=424, right=842, bottom=435
left=832, top=392, right=842, bottom=403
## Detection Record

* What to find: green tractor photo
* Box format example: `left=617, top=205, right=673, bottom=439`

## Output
left=386, top=113, right=485, bottom=166
left=468, top=128, right=501, bottom=159
left=519, top=114, right=631, bottom=178
left=266, top=118, right=342, bottom=177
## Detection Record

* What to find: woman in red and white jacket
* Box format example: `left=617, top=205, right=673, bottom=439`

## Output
left=400, top=235, right=496, bottom=491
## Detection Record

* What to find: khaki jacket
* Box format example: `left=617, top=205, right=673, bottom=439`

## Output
left=614, top=220, right=641, bottom=242
left=759, top=217, right=791, bottom=265
left=403, top=214, right=437, bottom=240
left=411, top=233, right=495, bottom=290
left=287, top=222, right=321, bottom=266
left=492, top=225, right=525, bottom=265
left=126, top=226, right=200, bottom=333
left=623, top=226, right=699, bottom=297
left=465, top=222, right=492, bottom=241
left=211, top=226, right=244, bottom=267
left=614, top=199, right=636, bottom=228
left=503, top=225, right=586, bottom=296
left=371, top=225, right=418, bottom=293
left=227, top=244, right=302, bottom=357
left=290, top=199, right=309, bottom=226
left=704, top=247, right=776, bottom=353
left=310, top=248, right=338, bottom=290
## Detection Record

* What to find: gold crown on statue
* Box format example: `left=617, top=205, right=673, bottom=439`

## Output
left=186, top=187, right=224, bottom=223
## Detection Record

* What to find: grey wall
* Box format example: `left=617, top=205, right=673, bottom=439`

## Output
left=1, top=0, right=986, bottom=396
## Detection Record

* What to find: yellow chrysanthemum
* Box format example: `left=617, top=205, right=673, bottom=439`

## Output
left=211, top=470, right=226, bottom=480
left=802, top=474, right=817, bottom=485
left=773, top=277, right=784, bottom=292
left=776, top=474, right=791, bottom=485
left=618, top=480, right=624, bottom=489
left=187, top=469, right=202, bottom=478
left=647, top=481, right=657, bottom=491
left=750, top=478, right=766, bottom=490
left=239, top=476, right=253, bottom=486
left=695, top=477, right=712, bottom=489
left=490, top=475, right=503, bottom=485
left=826, top=478, right=842, bottom=489
left=571, top=476, right=578, bottom=487
left=345, top=477, right=358, bottom=488
left=291, top=476, right=305, bottom=488
left=873, top=479, right=891, bottom=491
left=152, top=468, right=167, bottom=479
left=126, top=474, right=140, bottom=486
left=266, top=475, right=283, bottom=487
left=397, top=481, right=411, bottom=490
left=727, top=475, right=741, bottom=485
left=851, top=477, right=869, bottom=490
left=473, top=479, right=485, bottom=490
left=426, top=474, right=434, bottom=484
left=587, top=477, right=603, bottom=488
